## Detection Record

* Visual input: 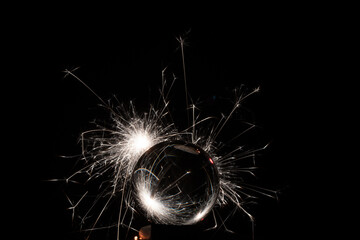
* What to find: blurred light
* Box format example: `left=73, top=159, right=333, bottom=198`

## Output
left=128, top=131, right=153, bottom=154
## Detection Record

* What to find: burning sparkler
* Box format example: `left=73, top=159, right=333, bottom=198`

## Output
left=59, top=32, right=277, bottom=240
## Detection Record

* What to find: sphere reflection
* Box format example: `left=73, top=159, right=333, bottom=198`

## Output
left=132, top=140, right=220, bottom=225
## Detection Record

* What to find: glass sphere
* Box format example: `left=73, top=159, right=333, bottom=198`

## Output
left=131, top=140, right=220, bottom=225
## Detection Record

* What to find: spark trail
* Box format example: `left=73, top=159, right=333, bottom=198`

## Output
left=58, top=33, right=278, bottom=240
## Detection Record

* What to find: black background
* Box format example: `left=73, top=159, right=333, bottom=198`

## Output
left=6, top=3, right=343, bottom=240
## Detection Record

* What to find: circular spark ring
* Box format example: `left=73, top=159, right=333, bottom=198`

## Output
left=131, top=140, right=220, bottom=225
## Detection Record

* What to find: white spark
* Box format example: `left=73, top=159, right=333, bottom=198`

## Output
left=60, top=34, right=278, bottom=240
left=137, top=184, right=168, bottom=220
left=114, top=117, right=162, bottom=174
left=128, top=131, right=153, bottom=155
left=62, top=70, right=277, bottom=239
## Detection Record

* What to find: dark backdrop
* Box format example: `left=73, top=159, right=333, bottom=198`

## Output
left=6, top=5, right=332, bottom=240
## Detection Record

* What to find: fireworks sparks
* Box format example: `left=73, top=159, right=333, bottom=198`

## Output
left=58, top=33, right=278, bottom=240
left=131, top=140, right=220, bottom=226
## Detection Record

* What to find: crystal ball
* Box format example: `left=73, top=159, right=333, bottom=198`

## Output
left=131, top=140, right=220, bottom=225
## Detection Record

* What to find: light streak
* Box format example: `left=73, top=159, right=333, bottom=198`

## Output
left=59, top=32, right=278, bottom=240
left=137, top=184, right=168, bottom=219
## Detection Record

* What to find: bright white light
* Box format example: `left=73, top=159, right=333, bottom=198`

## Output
left=64, top=69, right=276, bottom=239
left=129, top=131, right=153, bottom=154
left=187, top=195, right=217, bottom=224
left=193, top=210, right=206, bottom=223
left=138, top=186, right=167, bottom=218
left=119, top=127, right=158, bottom=170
